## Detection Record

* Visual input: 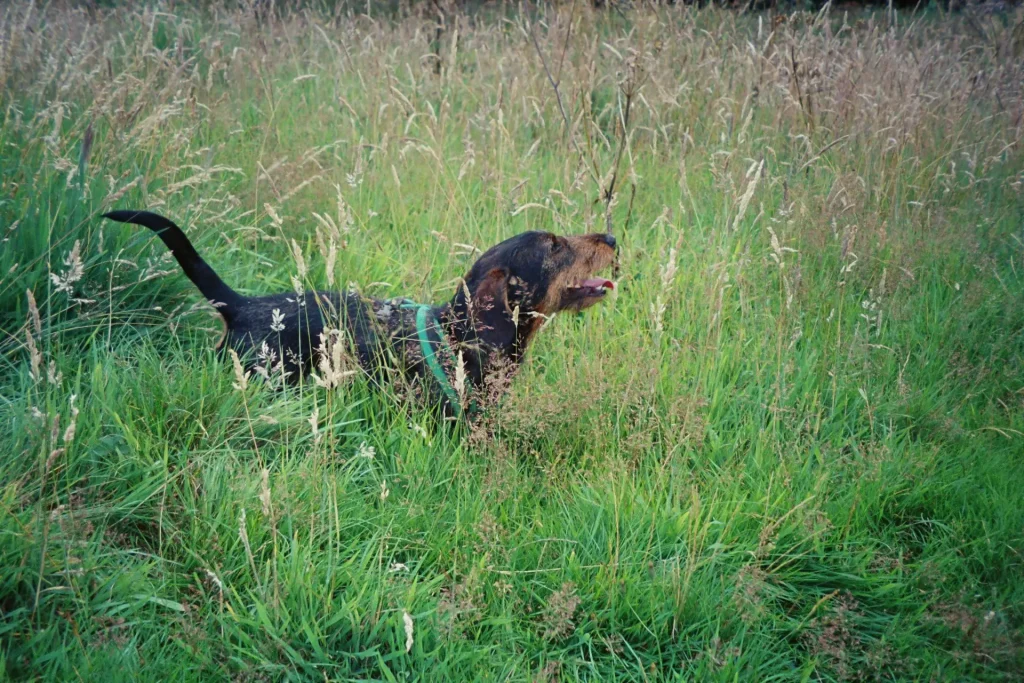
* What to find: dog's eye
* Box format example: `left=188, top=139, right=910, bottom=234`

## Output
left=550, top=237, right=563, bottom=253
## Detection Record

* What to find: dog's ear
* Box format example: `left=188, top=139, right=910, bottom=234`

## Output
left=472, top=267, right=511, bottom=313
left=468, top=267, right=518, bottom=349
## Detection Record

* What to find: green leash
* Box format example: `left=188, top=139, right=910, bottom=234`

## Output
left=401, top=303, right=466, bottom=416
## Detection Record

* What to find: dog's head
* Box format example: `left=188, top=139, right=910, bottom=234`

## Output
left=450, top=230, right=617, bottom=354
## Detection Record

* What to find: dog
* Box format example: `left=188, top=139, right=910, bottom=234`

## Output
left=102, top=210, right=616, bottom=419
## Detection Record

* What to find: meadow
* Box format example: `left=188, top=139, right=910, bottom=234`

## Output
left=1, top=1, right=1023, bottom=680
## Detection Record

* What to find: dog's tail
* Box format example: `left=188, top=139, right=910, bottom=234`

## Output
left=102, top=210, right=245, bottom=319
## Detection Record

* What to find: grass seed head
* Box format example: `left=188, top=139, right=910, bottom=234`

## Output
left=229, top=349, right=249, bottom=392
left=50, top=240, right=84, bottom=294
left=403, top=611, right=414, bottom=653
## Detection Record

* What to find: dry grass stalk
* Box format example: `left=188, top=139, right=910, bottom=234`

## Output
left=229, top=349, right=249, bottom=392
left=311, top=330, right=357, bottom=390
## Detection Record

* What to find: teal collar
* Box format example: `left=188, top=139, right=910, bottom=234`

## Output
left=401, top=303, right=467, bottom=417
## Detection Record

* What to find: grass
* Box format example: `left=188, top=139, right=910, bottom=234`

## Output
left=1, top=1, right=1023, bottom=680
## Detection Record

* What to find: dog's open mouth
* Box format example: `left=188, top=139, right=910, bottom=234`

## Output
left=560, top=277, right=615, bottom=311
left=568, top=278, right=615, bottom=298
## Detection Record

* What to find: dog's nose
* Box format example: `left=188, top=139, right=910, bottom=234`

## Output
left=601, top=233, right=617, bottom=249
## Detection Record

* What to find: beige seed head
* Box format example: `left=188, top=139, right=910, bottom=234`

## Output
left=403, top=611, right=414, bottom=653
left=26, top=289, right=42, bottom=336
left=229, top=349, right=248, bottom=392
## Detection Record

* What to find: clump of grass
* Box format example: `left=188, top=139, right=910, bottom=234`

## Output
left=1, top=1, right=1023, bottom=681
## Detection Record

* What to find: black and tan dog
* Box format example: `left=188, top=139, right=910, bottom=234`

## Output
left=102, top=210, right=616, bottom=418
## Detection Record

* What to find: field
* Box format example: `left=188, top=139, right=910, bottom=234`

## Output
left=1, top=1, right=1023, bottom=680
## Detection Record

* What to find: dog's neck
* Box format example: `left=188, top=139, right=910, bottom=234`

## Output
left=435, top=298, right=537, bottom=391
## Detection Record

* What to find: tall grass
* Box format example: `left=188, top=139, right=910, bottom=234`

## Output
left=1, top=2, right=1022, bottom=680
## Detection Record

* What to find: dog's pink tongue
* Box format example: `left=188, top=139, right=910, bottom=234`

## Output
left=581, top=278, right=615, bottom=290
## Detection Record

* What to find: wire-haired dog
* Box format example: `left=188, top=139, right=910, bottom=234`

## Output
left=102, top=210, right=617, bottom=419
